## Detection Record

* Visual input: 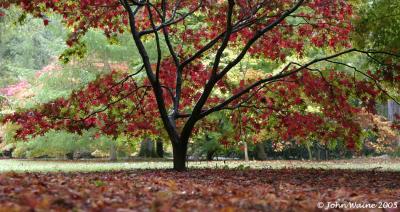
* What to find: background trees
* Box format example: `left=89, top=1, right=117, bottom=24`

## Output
left=353, top=0, right=400, bottom=123
left=0, top=6, right=66, bottom=88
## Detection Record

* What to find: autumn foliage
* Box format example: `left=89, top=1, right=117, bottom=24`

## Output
left=2, top=64, right=396, bottom=150
left=1, top=0, right=400, bottom=170
left=1, top=168, right=400, bottom=211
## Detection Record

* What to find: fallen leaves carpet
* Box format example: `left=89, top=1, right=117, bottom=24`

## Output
left=0, top=169, right=399, bottom=211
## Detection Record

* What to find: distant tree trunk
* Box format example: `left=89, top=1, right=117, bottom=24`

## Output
left=139, top=137, right=156, bottom=157
left=243, top=141, right=249, bottom=162
left=109, top=134, right=118, bottom=161
left=65, top=152, right=74, bottom=160
left=325, top=149, right=328, bottom=160
left=206, top=152, right=214, bottom=161
left=109, top=142, right=117, bottom=161
left=104, top=59, right=112, bottom=71
left=204, top=134, right=216, bottom=161
left=255, top=142, right=267, bottom=160
left=306, top=143, right=312, bottom=160
left=2, top=148, right=13, bottom=158
left=388, top=100, right=400, bottom=121
left=156, top=138, right=164, bottom=158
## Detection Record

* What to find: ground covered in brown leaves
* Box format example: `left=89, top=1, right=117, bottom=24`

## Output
left=0, top=169, right=399, bottom=211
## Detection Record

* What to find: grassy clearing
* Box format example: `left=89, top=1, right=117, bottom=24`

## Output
left=0, top=158, right=399, bottom=173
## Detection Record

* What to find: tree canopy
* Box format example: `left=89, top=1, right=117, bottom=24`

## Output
left=1, top=0, right=399, bottom=170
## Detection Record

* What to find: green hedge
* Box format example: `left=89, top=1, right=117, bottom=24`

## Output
left=12, top=129, right=115, bottom=159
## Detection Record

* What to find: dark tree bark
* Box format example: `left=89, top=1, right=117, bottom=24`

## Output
left=156, top=138, right=164, bottom=158
left=325, top=149, right=329, bottom=160
left=2, top=148, right=13, bottom=158
left=255, top=142, right=267, bottom=160
left=206, top=152, right=215, bottom=161
left=65, top=152, right=74, bottom=160
left=172, top=141, right=188, bottom=171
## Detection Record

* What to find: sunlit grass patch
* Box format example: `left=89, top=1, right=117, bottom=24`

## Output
left=0, top=158, right=399, bottom=173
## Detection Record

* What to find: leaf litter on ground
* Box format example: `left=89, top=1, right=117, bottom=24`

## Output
left=0, top=169, right=399, bottom=211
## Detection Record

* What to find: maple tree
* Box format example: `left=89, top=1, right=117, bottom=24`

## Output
left=1, top=0, right=400, bottom=171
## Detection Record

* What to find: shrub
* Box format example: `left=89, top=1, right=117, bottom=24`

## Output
left=390, top=146, right=400, bottom=158
left=191, top=133, right=223, bottom=160
left=12, top=129, right=121, bottom=159
left=2, top=122, right=21, bottom=144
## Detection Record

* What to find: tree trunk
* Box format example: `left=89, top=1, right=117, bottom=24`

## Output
left=388, top=100, right=400, bottom=121
left=139, top=137, right=156, bottom=157
left=243, top=142, right=249, bottom=162
left=325, top=149, right=328, bottom=160
left=206, top=151, right=215, bottom=161
left=156, top=138, right=164, bottom=158
left=306, top=143, right=312, bottom=160
left=109, top=142, right=117, bottom=161
left=65, top=152, right=74, bottom=160
left=255, top=142, right=267, bottom=160
left=172, top=142, right=188, bottom=171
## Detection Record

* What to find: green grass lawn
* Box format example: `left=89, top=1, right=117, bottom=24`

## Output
left=0, top=158, right=399, bottom=173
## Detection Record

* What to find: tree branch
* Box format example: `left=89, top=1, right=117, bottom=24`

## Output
left=146, top=4, right=162, bottom=82
left=199, top=48, right=400, bottom=118
left=216, top=0, right=305, bottom=79
left=138, top=1, right=202, bottom=37
left=122, top=0, right=180, bottom=143
left=211, top=0, right=235, bottom=74
left=179, top=0, right=305, bottom=142
left=325, top=59, right=400, bottom=105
